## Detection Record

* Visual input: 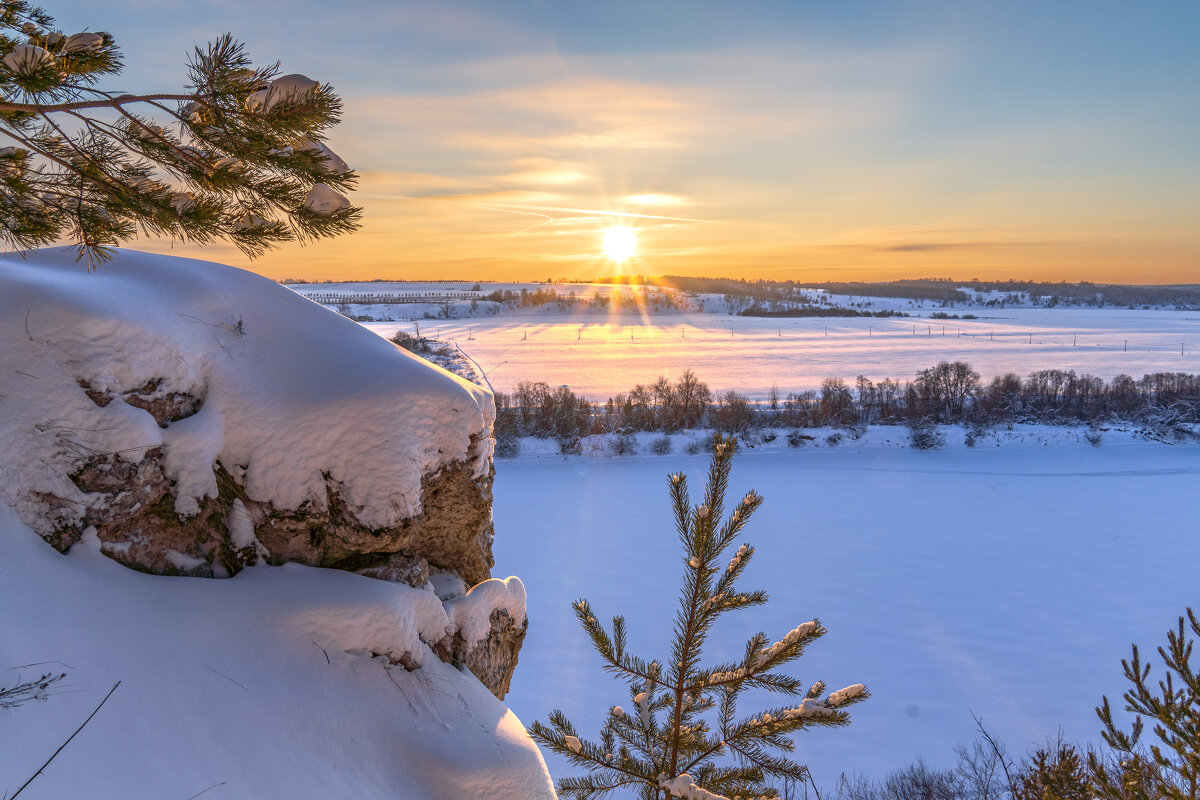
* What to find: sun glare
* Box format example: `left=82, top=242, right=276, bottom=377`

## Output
left=602, top=226, right=637, bottom=262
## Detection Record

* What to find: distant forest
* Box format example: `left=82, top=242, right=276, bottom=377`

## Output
left=593, top=275, right=1200, bottom=309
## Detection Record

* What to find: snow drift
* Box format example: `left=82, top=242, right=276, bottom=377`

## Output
left=0, top=505, right=554, bottom=799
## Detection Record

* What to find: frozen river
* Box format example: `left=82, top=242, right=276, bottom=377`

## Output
left=492, top=436, right=1200, bottom=788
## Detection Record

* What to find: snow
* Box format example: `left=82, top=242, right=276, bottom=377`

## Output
left=0, top=505, right=555, bottom=799
left=366, top=308, right=1199, bottom=399
left=444, top=576, right=528, bottom=648
left=663, top=772, right=735, bottom=800
left=304, top=182, right=352, bottom=213
left=0, top=247, right=493, bottom=535
left=828, top=684, right=866, bottom=707
left=295, top=139, right=350, bottom=174
left=226, top=498, right=266, bottom=557
left=493, top=435, right=1200, bottom=788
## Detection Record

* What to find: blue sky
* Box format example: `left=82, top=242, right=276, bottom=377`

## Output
left=48, top=0, right=1200, bottom=281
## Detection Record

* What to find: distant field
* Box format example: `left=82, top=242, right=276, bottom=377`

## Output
left=365, top=308, right=1200, bottom=399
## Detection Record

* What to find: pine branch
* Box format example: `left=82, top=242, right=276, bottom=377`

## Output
left=0, top=5, right=360, bottom=262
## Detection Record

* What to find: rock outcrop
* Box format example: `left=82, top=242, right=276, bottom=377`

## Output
left=0, top=247, right=524, bottom=699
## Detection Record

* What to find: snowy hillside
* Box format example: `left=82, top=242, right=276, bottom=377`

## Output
left=0, top=506, right=553, bottom=799
left=0, top=248, right=554, bottom=799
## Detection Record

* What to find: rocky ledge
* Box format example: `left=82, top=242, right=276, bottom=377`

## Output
left=1, top=247, right=525, bottom=699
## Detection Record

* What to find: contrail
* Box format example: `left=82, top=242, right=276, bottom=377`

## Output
left=354, top=193, right=707, bottom=229
left=474, top=205, right=557, bottom=235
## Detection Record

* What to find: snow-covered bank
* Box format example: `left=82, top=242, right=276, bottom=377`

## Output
left=496, top=422, right=1194, bottom=459
left=0, top=505, right=554, bottom=799
left=493, top=438, right=1200, bottom=788
left=1, top=247, right=551, bottom=798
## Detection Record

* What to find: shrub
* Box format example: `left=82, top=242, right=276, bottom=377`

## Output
left=650, top=435, right=672, bottom=455
left=608, top=432, right=638, bottom=456
left=389, top=330, right=432, bottom=354
left=787, top=430, right=815, bottom=448
left=908, top=420, right=945, bottom=450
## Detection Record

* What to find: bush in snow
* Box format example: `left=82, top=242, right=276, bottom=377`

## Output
left=908, top=420, right=945, bottom=450
left=530, top=435, right=868, bottom=800
left=0, top=2, right=359, bottom=264
left=651, top=435, right=673, bottom=455
left=389, top=330, right=433, bottom=354
left=607, top=432, right=638, bottom=456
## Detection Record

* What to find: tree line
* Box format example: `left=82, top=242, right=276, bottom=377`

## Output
left=592, top=275, right=1200, bottom=309
left=492, top=363, right=1200, bottom=447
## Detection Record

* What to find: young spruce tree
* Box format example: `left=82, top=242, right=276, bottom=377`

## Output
left=0, top=1, right=360, bottom=265
left=530, top=435, right=868, bottom=800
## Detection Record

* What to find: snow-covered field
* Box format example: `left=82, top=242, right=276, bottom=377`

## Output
left=492, top=430, right=1200, bottom=788
left=367, top=309, right=1200, bottom=399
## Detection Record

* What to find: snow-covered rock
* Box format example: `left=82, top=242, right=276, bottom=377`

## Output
left=0, top=247, right=524, bottom=697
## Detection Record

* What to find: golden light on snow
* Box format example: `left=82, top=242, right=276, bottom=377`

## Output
left=602, top=226, right=637, bottom=262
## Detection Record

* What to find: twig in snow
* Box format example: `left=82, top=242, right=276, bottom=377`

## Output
left=312, top=641, right=330, bottom=664
left=184, top=780, right=227, bottom=800
left=9, top=660, right=75, bottom=671
left=208, top=669, right=246, bottom=691
left=9, top=681, right=121, bottom=799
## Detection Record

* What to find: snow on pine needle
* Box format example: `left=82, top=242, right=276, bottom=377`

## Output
left=529, top=434, right=869, bottom=800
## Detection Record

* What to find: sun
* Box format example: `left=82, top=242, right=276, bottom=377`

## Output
left=602, top=226, right=637, bottom=262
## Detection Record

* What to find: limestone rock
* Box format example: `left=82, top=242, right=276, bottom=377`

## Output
left=435, top=608, right=529, bottom=700
left=1, top=247, right=521, bottom=699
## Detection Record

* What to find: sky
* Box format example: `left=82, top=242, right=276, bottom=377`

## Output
left=45, top=0, right=1200, bottom=283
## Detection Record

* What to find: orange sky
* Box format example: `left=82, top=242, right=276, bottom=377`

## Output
left=94, top=1, right=1198, bottom=284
